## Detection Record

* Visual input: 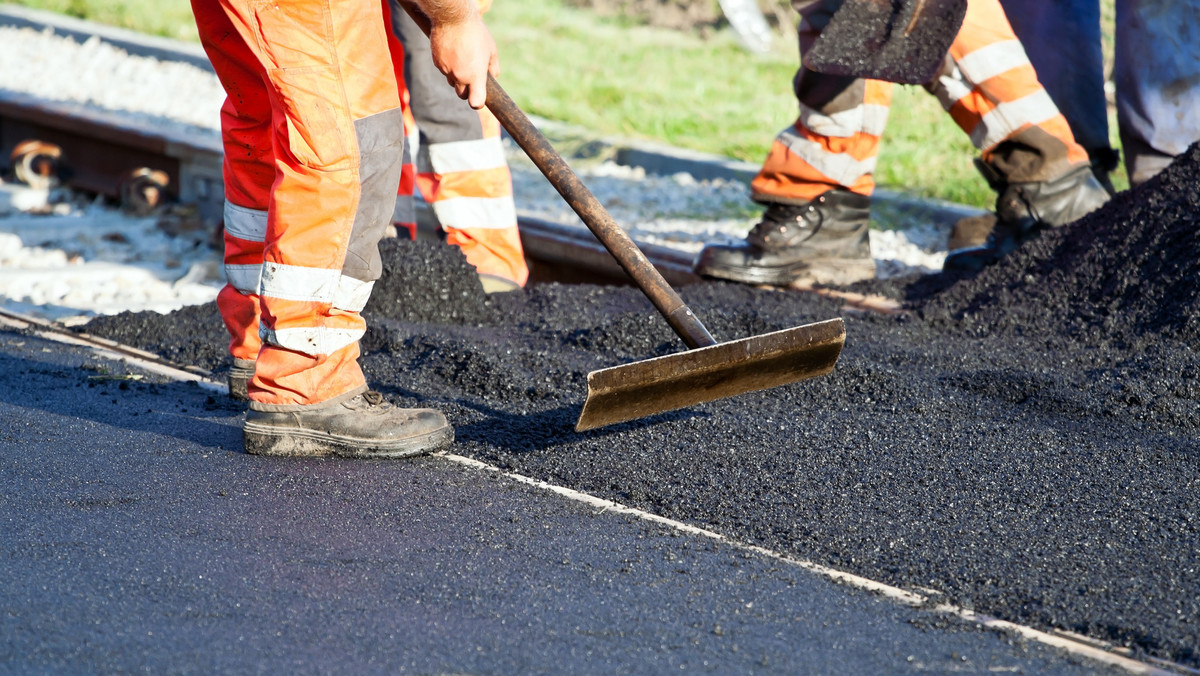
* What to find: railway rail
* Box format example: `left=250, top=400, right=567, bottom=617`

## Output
left=0, top=87, right=690, bottom=281
left=0, top=88, right=905, bottom=314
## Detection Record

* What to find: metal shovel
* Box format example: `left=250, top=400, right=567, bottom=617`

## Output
left=487, top=80, right=845, bottom=431
left=805, top=0, right=968, bottom=85
left=398, top=4, right=845, bottom=431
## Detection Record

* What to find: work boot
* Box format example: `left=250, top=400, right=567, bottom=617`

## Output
left=694, top=190, right=875, bottom=286
left=944, top=161, right=1110, bottom=272
left=243, top=387, right=453, bottom=458
left=227, top=357, right=255, bottom=402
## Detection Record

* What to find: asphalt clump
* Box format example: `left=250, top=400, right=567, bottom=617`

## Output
left=82, top=145, right=1200, bottom=669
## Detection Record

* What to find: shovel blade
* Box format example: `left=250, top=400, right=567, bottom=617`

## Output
left=576, top=318, right=845, bottom=432
left=805, top=0, right=968, bottom=84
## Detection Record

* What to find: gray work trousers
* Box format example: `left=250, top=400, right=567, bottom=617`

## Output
left=1000, top=0, right=1200, bottom=185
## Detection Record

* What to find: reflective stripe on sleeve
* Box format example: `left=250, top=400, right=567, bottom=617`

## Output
left=932, top=64, right=975, bottom=112
left=777, top=126, right=878, bottom=187
left=223, top=202, right=267, bottom=243
left=427, top=137, right=508, bottom=173
left=259, top=262, right=375, bottom=312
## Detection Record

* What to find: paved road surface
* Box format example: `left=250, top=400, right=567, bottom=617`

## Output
left=0, top=328, right=1120, bottom=674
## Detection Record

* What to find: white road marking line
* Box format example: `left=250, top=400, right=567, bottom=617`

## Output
left=440, top=453, right=1177, bottom=675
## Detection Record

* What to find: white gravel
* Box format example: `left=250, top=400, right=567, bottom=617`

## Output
left=0, top=23, right=956, bottom=323
left=0, top=185, right=221, bottom=324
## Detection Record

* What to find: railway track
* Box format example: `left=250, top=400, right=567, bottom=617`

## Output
left=0, top=86, right=695, bottom=283
left=0, top=88, right=907, bottom=314
left=0, top=3, right=930, bottom=314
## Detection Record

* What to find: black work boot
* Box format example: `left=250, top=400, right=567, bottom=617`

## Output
left=694, top=190, right=875, bottom=286
left=243, top=387, right=453, bottom=458
left=228, top=358, right=255, bottom=402
left=944, top=161, right=1110, bottom=272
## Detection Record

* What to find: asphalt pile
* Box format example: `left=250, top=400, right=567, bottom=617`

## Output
left=917, top=141, right=1200, bottom=347
left=82, top=146, right=1200, bottom=668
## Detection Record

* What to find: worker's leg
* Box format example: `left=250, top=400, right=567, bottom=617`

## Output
left=999, top=0, right=1116, bottom=177
left=1115, top=0, right=1200, bottom=185
left=387, top=0, right=528, bottom=291
left=694, top=0, right=881, bottom=287
left=207, top=0, right=406, bottom=409
left=933, top=0, right=1110, bottom=270
left=929, top=0, right=1094, bottom=181
left=382, top=0, right=421, bottom=241
left=193, top=0, right=452, bottom=458
left=750, top=0, right=892, bottom=203
left=191, top=0, right=274, bottom=400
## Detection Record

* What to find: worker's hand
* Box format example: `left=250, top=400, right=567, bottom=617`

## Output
left=429, top=14, right=500, bottom=109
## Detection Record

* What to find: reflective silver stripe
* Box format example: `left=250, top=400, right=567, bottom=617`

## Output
left=427, top=137, right=507, bottom=173
left=259, top=262, right=375, bottom=311
left=260, top=262, right=337, bottom=303
left=955, top=40, right=1030, bottom=85
left=225, top=263, right=262, bottom=295
left=335, top=276, right=374, bottom=313
left=798, top=102, right=890, bottom=138
left=777, top=126, right=877, bottom=187
left=432, top=196, right=518, bottom=230
left=260, top=325, right=365, bottom=356
left=223, top=202, right=267, bottom=243
left=407, top=127, right=420, bottom=161
left=970, top=90, right=1060, bottom=150
left=931, top=64, right=974, bottom=112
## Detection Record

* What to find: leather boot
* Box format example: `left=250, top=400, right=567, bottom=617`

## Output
left=694, top=190, right=875, bottom=286
left=944, top=161, right=1110, bottom=272
left=243, top=387, right=453, bottom=458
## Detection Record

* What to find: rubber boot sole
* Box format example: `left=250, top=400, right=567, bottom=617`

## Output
left=242, top=421, right=454, bottom=458
left=698, top=257, right=877, bottom=287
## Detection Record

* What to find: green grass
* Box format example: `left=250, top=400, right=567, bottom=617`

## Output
left=9, top=0, right=1127, bottom=207
left=485, top=0, right=997, bottom=206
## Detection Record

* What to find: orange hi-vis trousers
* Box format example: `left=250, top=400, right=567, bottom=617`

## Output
left=383, top=0, right=529, bottom=287
left=194, top=0, right=405, bottom=408
left=752, top=0, right=1091, bottom=205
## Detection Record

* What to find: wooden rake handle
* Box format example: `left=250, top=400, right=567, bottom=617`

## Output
left=396, top=1, right=717, bottom=350
left=483, top=77, right=718, bottom=349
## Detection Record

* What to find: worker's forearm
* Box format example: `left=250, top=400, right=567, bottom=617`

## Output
left=408, top=0, right=479, bottom=26
left=398, top=0, right=498, bottom=109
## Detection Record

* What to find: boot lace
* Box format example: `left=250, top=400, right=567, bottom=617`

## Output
left=746, top=203, right=819, bottom=250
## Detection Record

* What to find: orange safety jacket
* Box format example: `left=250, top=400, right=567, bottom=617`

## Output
left=752, top=0, right=1090, bottom=205
left=384, top=0, right=530, bottom=288
left=194, top=0, right=404, bottom=407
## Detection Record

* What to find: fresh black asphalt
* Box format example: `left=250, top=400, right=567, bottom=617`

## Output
left=0, top=329, right=1118, bottom=674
